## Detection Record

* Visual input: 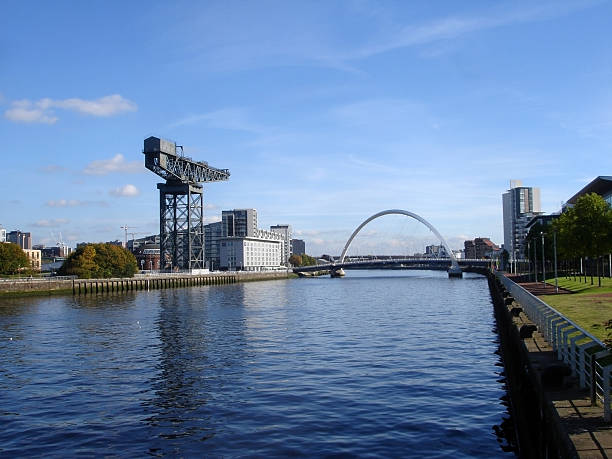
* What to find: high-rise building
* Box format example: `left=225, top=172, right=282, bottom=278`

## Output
left=291, top=239, right=305, bottom=255
left=7, top=230, right=32, bottom=249
left=270, top=224, right=292, bottom=265
left=502, top=180, right=542, bottom=259
left=204, top=221, right=223, bottom=270
left=222, top=209, right=257, bottom=237
left=0, top=225, right=6, bottom=243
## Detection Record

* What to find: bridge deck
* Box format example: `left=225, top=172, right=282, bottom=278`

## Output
left=294, top=258, right=492, bottom=273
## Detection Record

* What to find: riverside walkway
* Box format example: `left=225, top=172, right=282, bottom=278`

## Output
left=499, top=273, right=612, bottom=458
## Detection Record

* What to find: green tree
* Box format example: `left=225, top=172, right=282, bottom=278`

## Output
left=301, top=254, right=317, bottom=266
left=553, top=193, right=612, bottom=285
left=0, top=243, right=30, bottom=275
left=59, top=243, right=138, bottom=278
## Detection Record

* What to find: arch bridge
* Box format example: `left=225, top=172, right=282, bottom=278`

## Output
left=295, top=209, right=476, bottom=278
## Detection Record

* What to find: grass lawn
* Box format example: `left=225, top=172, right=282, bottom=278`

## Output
left=540, top=275, right=612, bottom=342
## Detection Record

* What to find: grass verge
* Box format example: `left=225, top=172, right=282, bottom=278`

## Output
left=540, top=276, right=612, bottom=342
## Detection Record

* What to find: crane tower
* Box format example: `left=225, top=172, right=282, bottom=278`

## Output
left=143, top=136, right=230, bottom=272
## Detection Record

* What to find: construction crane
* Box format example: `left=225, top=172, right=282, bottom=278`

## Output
left=120, top=225, right=136, bottom=249
left=143, top=136, right=230, bottom=272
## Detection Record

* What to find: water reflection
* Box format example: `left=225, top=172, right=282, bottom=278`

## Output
left=145, top=285, right=250, bottom=449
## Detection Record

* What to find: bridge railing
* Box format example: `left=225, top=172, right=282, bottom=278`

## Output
left=496, top=272, right=612, bottom=421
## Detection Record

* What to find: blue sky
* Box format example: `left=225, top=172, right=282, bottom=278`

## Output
left=1, top=0, right=611, bottom=255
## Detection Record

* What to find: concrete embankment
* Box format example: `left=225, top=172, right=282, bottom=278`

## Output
left=488, top=272, right=611, bottom=458
left=0, top=271, right=295, bottom=297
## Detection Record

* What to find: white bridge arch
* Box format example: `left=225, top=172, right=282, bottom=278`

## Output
left=338, top=209, right=460, bottom=273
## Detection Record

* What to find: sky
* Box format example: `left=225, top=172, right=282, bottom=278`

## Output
left=1, top=0, right=611, bottom=256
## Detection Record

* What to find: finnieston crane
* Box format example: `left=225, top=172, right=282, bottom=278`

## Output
left=143, top=136, right=230, bottom=272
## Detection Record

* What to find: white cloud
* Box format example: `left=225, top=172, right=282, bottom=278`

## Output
left=109, top=184, right=140, bottom=197
left=83, top=154, right=142, bottom=175
left=3, top=94, right=136, bottom=124
left=4, top=99, right=58, bottom=124
left=32, top=218, right=70, bottom=228
left=46, top=199, right=108, bottom=207
left=54, top=94, right=137, bottom=117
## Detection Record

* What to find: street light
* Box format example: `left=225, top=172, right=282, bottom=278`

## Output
left=534, top=238, right=538, bottom=283
left=527, top=241, right=531, bottom=281
left=541, top=232, right=546, bottom=287
left=553, top=230, right=558, bottom=293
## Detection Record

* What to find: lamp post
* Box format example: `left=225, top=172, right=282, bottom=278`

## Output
left=534, top=238, right=538, bottom=283
left=527, top=241, right=531, bottom=280
left=541, top=232, right=546, bottom=286
left=553, top=231, right=558, bottom=293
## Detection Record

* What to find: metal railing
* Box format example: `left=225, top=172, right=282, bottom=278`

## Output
left=496, top=272, right=612, bottom=421
left=0, top=275, right=76, bottom=283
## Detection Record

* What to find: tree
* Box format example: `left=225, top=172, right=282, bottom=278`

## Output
left=553, top=193, right=612, bottom=285
left=288, top=253, right=317, bottom=267
left=0, top=243, right=30, bottom=275
left=289, top=254, right=302, bottom=267
left=59, top=243, right=138, bottom=278
left=301, top=254, right=317, bottom=266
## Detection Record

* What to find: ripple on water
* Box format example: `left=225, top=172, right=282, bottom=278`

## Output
left=0, top=271, right=513, bottom=457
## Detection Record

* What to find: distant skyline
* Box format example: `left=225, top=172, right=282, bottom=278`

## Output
left=1, top=1, right=611, bottom=255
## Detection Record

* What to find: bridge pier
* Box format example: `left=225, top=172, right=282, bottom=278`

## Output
left=448, top=266, right=463, bottom=278
left=330, top=268, right=345, bottom=278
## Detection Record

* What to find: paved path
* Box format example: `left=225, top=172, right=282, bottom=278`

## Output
left=517, top=281, right=573, bottom=296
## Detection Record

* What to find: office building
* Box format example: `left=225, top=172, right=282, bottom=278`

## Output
left=219, top=230, right=284, bottom=271
left=424, top=244, right=448, bottom=258
left=291, top=239, right=305, bottom=255
left=204, top=221, right=223, bottom=270
left=222, top=209, right=257, bottom=237
left=564, top=176, right=612, bottom=209
left=7, top=230, right=32, bottom=250
left=0, top=225, right=6, bottom=243
left=270, top=224, right=292, bottom=265
left=502, top=180, right=542, bottom=258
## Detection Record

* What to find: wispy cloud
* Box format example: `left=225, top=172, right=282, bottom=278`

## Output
left=83, top=154, right=142, bottom=175
left=169, top=107, right=266, bottom=134
left=38, top=164, right=69, bottom=174
left=4, top=94, right=137, bottom=124
left=109, top=184, right=140, bottom=197
left=46, top=199, right=109, bottom=208
left=32, top=218, right=70, bottom=228
left=170, top=1, right=598, bottom=73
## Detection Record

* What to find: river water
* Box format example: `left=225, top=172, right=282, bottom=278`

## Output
left=0, top=270, right=514, bottom=457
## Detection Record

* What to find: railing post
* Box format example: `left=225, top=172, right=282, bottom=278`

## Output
left=591, top=353, right=598, bottom=406
left=603, top=365, right=612, bottom=422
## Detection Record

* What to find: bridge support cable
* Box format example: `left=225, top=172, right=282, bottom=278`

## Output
left=144, top=136, right=229, bottom=272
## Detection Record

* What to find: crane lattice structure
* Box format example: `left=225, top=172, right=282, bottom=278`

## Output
left=143, top=136, right=230, bottom=272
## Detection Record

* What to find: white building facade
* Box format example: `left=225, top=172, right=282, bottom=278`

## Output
left=219, top=236, right=283, bottom=271
left=270, top=224, right=292, bottom=265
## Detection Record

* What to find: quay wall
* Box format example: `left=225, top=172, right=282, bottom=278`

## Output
left=0, top=271, right=294, bottom=296
left=487, top=272, right=577, bottom=458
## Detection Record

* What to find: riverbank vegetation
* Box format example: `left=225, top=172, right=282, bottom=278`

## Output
left=58, top=243, right=138, bottom=279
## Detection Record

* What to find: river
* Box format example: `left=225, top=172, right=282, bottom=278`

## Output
left=0, top=270, right=514, bottom=457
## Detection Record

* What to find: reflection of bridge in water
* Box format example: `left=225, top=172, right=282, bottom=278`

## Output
left=294, top=209, right=493, bottom=278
